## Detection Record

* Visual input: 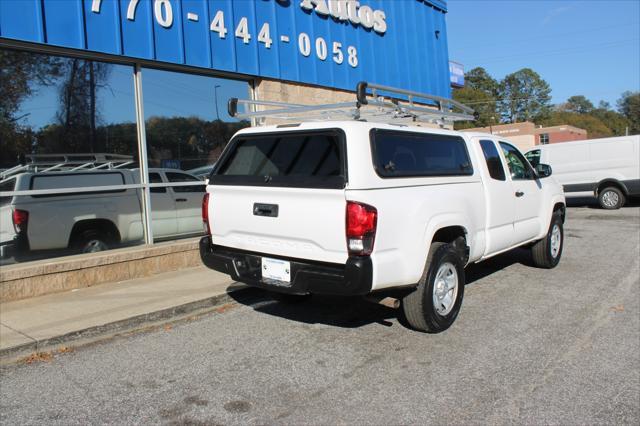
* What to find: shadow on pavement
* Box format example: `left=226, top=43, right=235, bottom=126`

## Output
left=229, top=247, right=537, bottom=329
left=566, top=196, right=640, bottom=209
left=229, top=288, right=399, bottom=329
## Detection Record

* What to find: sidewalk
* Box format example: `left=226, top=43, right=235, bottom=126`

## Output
left=0, top=266, right=241, bottom=361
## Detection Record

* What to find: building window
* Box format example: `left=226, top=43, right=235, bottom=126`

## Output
left=540, top=133, right=549, bottom=144
left=0, top=47, right=251, bottom=265
left=140, top=67, right=250, bottom=242
left=0, top=47, right=144, bottom=265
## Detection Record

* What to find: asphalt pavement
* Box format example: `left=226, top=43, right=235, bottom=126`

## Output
left=1, top=204, right=638, bottom=425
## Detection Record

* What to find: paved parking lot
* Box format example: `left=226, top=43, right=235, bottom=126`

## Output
left=1, top=204, right=638, bottom=425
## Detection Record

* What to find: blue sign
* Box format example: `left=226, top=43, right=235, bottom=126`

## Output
left=449, top=61, right=464, bottom=87
left=161, top=159, right=181, bottom=169
left=0, top=0, right=451, bottom=98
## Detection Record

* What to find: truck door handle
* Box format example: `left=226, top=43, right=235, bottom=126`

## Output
left=515, top=191, right=524, bottom=197
left=175, top=198, right=187, bottom=202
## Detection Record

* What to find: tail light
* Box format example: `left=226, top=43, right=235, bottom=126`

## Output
left=12, top=209, right=29, bottom=234
left=346, top=201, right=377, bottom=256
left=202, top=193, right=211, bottom=235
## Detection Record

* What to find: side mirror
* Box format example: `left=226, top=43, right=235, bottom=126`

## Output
left=536, top=163, right=552, bottom=178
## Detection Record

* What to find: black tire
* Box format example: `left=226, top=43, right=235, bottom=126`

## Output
left=598, top=186, right=625, bottom=209
left=402, top=242, right=465, bottom=333
left=531, top=212, right=563, bottom=269
left=270, top=292, right=312, bottom=304
left=72, top=229, right=110, bottom=254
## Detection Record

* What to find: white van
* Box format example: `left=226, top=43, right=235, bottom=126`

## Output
left=525, top=136, right=640, bottom=209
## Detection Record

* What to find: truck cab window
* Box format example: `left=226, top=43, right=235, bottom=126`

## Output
left=499, top=142, right=534, bottom=180
left=149, top=173, right=166, bottom=193
left=479, top=140, right=506, bottom=181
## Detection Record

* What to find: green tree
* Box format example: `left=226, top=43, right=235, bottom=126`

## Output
left=453, top=87, right=497, bottom=130
left=452, top=67, right=499, bottom=129
left=498, top=68, right=552, bottom=123
left=465, top=67, right=499, bottom=95
left=563, top=95, right=594, bottom=114
left=590, top=104, right=630, bottom=136
left=617, top=91, right=640, bottom=134
left=539, top=111, right=613, bottom=139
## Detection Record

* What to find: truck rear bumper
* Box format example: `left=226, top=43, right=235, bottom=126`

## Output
left=199, top=237, right=372, bottom=296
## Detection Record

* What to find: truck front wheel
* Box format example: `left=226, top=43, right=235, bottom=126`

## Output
left=531, top=212, right=563, bottom=269
left=402, top=242, right=465, bottom=333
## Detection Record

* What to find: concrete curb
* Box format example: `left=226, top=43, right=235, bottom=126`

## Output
left=0, top=286, right=250, bottom=364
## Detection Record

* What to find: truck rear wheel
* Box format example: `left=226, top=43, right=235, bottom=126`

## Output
left=73, top=230, right=110, bottom=254
left=402, top=242, right=465, bottom=333
left=531, top=212, right=563, bottom=269
left=598, top=186, right=625, bottom=209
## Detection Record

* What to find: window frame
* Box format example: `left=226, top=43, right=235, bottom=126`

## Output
left=479, top=139, right=507, bottom=181
left=369, top=128, right=474, bottom=179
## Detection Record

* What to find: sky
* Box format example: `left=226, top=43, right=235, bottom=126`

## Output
left=446, top=0, right=640, bottom=107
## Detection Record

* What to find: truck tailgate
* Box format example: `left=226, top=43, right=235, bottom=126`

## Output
left=210, top=185, right=348, bottom=264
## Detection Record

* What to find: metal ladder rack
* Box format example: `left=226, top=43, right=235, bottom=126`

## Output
left=0, top=153, right=134, bottom=183
left=228, top=81, right=475, bottom=126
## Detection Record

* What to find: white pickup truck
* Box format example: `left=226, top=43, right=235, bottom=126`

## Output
left=1, top=168, right=204, bottom=261
left=199, top=85, right=566, bottom=332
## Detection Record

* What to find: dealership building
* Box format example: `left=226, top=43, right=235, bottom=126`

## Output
left=0, top=0, right=457, bottom=300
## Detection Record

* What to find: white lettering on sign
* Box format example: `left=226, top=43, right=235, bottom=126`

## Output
left=89, top=1, right=362, bottom=68
left=300, top=0, right=387, bottom=34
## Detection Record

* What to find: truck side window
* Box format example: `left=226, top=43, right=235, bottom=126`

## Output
left=525, top=150, right=541, bottom=168
left=499, top=142, right=534, bottom=180
left=166, top=172, right=205, bottom=193
left=149, top=173, right=166, bottom=193
left=371, top=130, right=473, bottom=177
left=479, top=140, right=506, bottom=181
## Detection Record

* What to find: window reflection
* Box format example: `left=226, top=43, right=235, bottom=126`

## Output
left=0, top=48, right=142, bottom=265
left=141, top=68, right=250, bottom=241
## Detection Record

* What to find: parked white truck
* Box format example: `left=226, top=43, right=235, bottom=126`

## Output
left=1, top=166, right=204, bottom=260
left=525, top=135, right=640, bottom=209
left=199, top=83, right=566, bottom=333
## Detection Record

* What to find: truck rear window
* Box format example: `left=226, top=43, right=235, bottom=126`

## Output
left=370, top=129, right=473, bottom=178
left=212, top=130, right=346, bottom=189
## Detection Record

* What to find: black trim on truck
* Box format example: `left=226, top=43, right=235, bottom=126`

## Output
left=199, top=237, right=372, bottom=296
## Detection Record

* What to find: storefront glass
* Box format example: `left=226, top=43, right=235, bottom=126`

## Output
left=140, top=67, right=250, bottom=241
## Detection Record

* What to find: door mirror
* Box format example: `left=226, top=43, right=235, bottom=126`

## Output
left=536, top=163, right=552, bottom=178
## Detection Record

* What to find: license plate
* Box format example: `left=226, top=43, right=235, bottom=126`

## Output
left=261, top=257, right=291, bottom=283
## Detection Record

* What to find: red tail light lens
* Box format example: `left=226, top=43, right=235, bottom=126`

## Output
left=12, top=209, right=29, bottom=234
left=346, top=201, right=377, bottom=256
left=202, top=193, right=211, bottom=235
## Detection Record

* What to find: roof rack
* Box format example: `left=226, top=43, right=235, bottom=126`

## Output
left=228, top=81, right=475, bottom=126
left=0, top=153, right=134, bottom=183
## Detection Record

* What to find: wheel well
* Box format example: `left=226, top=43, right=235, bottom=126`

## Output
left=553, top=203, right=566, bottom=223
left=432, top=226, right=469, bottom=263
left=432, top=226, right=466, bottom=244
left=68, top=219, right=121, bottom=248
left=597, top=180, right=627, bottom=196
